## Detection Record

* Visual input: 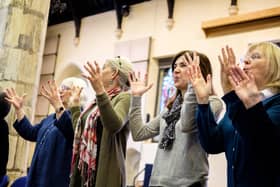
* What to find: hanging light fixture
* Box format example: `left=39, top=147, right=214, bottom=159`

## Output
left=228, top=0, right=239, bottom=15
left=166, top=0, right=175, bottom=30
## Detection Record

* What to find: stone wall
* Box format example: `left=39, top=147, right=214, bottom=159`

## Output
left=0, top=0, right=50, bottom=182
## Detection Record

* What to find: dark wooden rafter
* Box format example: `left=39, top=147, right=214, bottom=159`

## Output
left=67, top=0, right=81, bottom=38
left=113, top=0, right=123, bottom=30
left=231, top=0, right=237, bottom=6
left=167, top=0, right=175, bottom=19
left=49, top=0, right=149, bottom=38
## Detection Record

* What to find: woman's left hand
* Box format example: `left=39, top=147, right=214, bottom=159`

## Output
left=83, top=61, right=105, bottom=95
left=128, top=71, right=153, bottom=96
left=228, top=66, right=262, bottom=108
left=185, top=52, right=212, bottom=104
left=41, top=80, right=64, bottom=110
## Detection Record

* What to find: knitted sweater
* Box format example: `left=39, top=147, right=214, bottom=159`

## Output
left=70, top=92, right=131, bottom=187
left=129, top=86, right=222, bottom=187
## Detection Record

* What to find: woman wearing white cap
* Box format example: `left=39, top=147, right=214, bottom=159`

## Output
left=70, top=57, right=133, bottom=187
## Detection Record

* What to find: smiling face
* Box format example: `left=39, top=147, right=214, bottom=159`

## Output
left=243, top=47, right=270, bottom=90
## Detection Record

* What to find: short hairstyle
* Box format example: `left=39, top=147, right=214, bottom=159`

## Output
left=60, top=77, right=89, bottom=108
left=105, top=57, right=133, bottom=91
left=0, top=92, right=11, bottom=119
left=247, top=42, right=280, bottom=92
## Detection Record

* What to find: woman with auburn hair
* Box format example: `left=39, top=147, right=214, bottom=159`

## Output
left=128, top=50, right=222, bottom=187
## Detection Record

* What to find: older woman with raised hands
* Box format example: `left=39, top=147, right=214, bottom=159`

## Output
left=188, top=42, right=280, bottom=187
left=128, top=50, right=222, bottom=187
left=70, top=57, right=133, bottom=187
left=5, top=79, right=84, bottom=187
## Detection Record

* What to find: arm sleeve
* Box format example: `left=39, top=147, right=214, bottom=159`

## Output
left=230, top=95, right=280, bottom=142
left=180, top=85, right=198, bottom=132
left=196, top=96, right=225, bottom=154
left=53, top=110, right=74, bottom=143
left=13, top=116, right=43, bottom=142
left=129, top=96, right=160, bottom=141
left=96, top=92, right=131, bottom=134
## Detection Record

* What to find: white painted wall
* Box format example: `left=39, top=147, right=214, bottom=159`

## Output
left=47, top=0, right=280, bottom=186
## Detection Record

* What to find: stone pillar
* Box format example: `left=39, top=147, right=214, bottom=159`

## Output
left=0, top=0, right=51, bottom=181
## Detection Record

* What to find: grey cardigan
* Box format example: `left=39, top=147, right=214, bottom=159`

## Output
left=129, top=86, right=222, bottom=187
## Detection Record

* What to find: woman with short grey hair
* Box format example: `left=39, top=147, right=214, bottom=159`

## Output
left=70, top=57, right=133, bottom=187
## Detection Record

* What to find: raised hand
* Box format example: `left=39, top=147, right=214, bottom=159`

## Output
left=5, top=88, right=26, bottom=111
left=228, top=66, right=262, bottom=109
left=185, top=52, right=212, bottom=104
left=69, top=86, right=83, bottom=107
left=218, top=46, right=237, bottom=94
left=83, top=61, right=105, bottom=95
left=183, top=51, right=199, bottom=66
left=128, top=72, right=153, bottom=96
left=40, top=80, right=64, bottom=110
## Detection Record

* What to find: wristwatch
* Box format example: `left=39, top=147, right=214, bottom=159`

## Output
left=55, top=106, right=65, bottom=113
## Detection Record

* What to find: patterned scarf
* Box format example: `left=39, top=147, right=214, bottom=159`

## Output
left=159, top=94, right=183, bottom=150
left=71, top=88, right=122, bottom=186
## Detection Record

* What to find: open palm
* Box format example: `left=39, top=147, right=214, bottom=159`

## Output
left=40, top=80, right=63, bottom=109
left=228, top=66, right=260, bottom=105
left=5, top=88, right=26, bottom=110
left=218, top=46, right=237, bottom=93
left=128, top=72, right=153, bottom=96
left=187, top=63, right=212, bottom=104
left=83, top=61, right=104, bottom=94
left=69, top=86, right=83, bottom=107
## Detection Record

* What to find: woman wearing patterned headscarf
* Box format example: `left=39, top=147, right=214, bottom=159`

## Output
left=70, top=57, right=133, bottom=187
left=128, top=50, right=222, bottom=187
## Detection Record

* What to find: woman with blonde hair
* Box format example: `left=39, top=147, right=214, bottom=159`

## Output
left=188, top=42, right=280, bottom=187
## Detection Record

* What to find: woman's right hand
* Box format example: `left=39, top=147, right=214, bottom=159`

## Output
left=5, top=88, right=26, bottom=120
left=228, top=66, right=262, bottom=109
left=128, top=72, right=153, bottom=96
left=218, top=46, right=236, bottom=94
left=5, top=88, right=26, bottom=111
left=83, top=61, right=105, bottom=95
left=69, top=86, right=83, bottom=107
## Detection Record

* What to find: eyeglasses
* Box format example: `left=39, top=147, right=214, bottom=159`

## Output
left=241, top=53, right=263, bottom=62
left=60, top=85, right=71, bottom=91
left=239, top=52, right=263, bottom=67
